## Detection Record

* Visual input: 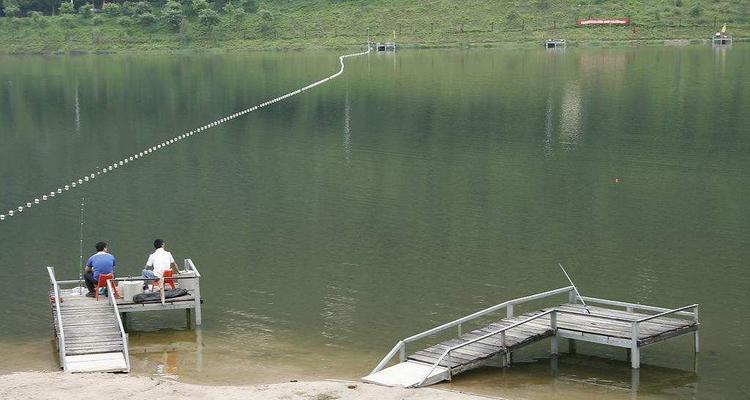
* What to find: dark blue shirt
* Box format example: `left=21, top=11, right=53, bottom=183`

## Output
left=86, top=252, right=116, bottom=281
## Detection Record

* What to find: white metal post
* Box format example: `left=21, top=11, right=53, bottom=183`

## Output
left=507, top=304, right=514, bottom=318
left=399, top=343, right=406, bottom=362
left=550, top=310, right=558, bottom=355
left=694, top=306, right=700, bottom=353
left=631, top=322, right=640, bottom=369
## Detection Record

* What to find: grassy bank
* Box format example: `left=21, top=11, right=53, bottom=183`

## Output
left=1, top=0, right=748, bottom=53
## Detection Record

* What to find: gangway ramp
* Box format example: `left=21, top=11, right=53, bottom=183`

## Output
left=364, top=286, right=699, bottom=387
left=48, top=267, right=129, bottom=373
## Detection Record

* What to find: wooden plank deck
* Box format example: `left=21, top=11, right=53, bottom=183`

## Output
left=408, top=310, right=554, bottom=373
left=51, top=291, right=128, bottom=373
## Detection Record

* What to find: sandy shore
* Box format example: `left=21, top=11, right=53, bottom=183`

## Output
left=0, top=372, right=501, bottom=400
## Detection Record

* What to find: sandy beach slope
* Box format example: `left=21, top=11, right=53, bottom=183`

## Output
left=0, top=372, right=502, bottom=400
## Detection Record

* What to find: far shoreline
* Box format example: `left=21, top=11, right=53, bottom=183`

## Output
left=0, top=36, right=746, bottom=56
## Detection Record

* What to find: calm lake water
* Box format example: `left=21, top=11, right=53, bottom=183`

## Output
left=0, top=45, right=748, bottom=399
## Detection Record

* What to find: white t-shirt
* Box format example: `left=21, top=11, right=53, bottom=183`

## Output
left=146, top=248, right=175, bottom=277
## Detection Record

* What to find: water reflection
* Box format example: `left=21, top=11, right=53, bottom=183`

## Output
left=544, top=94, right=554, bottom=156
left=449, top=354, right=699, bottom=399
left=560, top=83, right=582, bottom=150
left=343, top=89, right=352, bottom=162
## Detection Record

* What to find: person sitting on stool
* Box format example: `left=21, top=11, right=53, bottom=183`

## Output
left=84, top=241, right=116, bottom=297
left=142, top=238, right=180, bottom=290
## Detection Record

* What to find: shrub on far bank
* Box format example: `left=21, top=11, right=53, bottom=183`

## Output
left=198, top=8, right=218, bottom=27
left=104, top=3, right=121, bottom=17
left=138, top=11, right=156, bottom=26
left=77, top=2, right=93, bottom=18
left=3, top=3, right=19, bottom=17
left=59, top=1, right=73, bottom=14
left=161, top=0, right=182, bottom=30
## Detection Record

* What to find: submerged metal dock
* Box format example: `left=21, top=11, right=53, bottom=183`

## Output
left=363, top=286, right=699, bottom=387
left=47, top=259, right=202, bottom=373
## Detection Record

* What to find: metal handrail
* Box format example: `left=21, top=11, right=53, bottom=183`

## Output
left=636, top=304, right=698, bottom=323
left=580, top=296, right=695, bottom=317
left=46, top=266, right=67, bottom=370
left=414, top=306, right=645, bottom=387
left=107, top=279, right=130, bottom=372
left=370, top=286, right=574, bottom=375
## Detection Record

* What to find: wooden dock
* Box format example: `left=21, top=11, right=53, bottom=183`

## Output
left=363, top=286, right=699, bottom=388
left=47, top=259, right=203, bottom=373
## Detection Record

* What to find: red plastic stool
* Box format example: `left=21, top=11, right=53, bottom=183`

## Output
left=151, top=270, right=176, bottom=290
left=95, top=273, right=120, bottom=301
left=162, top=270, right=176, bottom=290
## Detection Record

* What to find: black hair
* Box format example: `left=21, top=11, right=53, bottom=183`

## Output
left=95, top=241, right=107, bottom=252
left=154, top=239, right=164, bottom=249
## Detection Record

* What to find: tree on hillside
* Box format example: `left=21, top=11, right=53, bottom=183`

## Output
left=161, top=0, right=181, bottom=30
left=3, top=3, right=20, bottom=17
left=58, top=0, right=72, bottom=13
left=197, top=7, right=218, bottom=28
left=241, top=0, right=256, bottom=13
left=103, top=2, right=121, bottom=16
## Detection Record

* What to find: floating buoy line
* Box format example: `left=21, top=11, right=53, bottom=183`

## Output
left=0, top=47, right=372, bottom=223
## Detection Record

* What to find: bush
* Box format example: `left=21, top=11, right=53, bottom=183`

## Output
left=258, top=8, right=272, bottom=21
left=689, top=3, right=702, bottom=17
left=133, top=1, right=150, bottom=15
left=675, top=0, right=683, bottom=7
left=103, top=3, right=121, bottom=17
left=506, top=10, right=519, bottom=26
left=197, top=8, right=219, bottom=27
left=60, top=13, right=77, bottom=28
left=241, top=0, right=256, bottom=13
left=138, top=11, right=156, bottom=25
left=222, top=1, right=244, bottom=21
left=117, top=14, right=133, bottom=26
left=59, top=2, right=74, bottom=14
left=77, top=2, right=93, bottom=18
left=3, top=3, right=19, bottom=17
left=121, top=1, right=135, bottom=16
left=92, top=14, right=103, bottom=25
left=161, top=0, right=182, bottom=30
left=192, top=0, right=208, bottom=14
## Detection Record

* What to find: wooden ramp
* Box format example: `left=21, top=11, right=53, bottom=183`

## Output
left=364, top=287, right=699, bottom=388
left=48, top=267, right=129, bottom=373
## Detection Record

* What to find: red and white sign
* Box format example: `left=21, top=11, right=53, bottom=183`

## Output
left=576, top=18, right=630, bottom=26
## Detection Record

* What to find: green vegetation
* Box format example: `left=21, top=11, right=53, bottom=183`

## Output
left=0, top=0, right=748, bottom=53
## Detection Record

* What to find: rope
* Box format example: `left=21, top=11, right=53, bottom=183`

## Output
left=0, top=47, right=372, bottom=223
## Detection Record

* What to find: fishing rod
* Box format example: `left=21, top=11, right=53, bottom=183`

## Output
left=558, top=263, right=591, bottom=315
left=77, top=197, right=85, bottom=293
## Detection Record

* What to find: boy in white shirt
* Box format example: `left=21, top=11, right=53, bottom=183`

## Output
left=142, top=239, right=180, bottom=290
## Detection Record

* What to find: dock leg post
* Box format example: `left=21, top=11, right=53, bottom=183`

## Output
left=568, top=339, right=577, bottom=354
left=121, top=313, right=128, bottom=332
left=694, top=330, right=700, bottom=353
left=550, top=311, right=558, bottom=355
left=186, top=309, right=192, bottom=328
left=631, top=368, right=640, bottom=396
left=631, top=322, right=640, bottom=369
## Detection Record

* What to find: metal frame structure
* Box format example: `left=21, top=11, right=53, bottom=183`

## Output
left=369, top=287, right=699, bottom=387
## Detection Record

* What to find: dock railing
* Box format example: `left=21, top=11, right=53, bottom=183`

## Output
left=107, top=279, right=131, bottom=372
left=370, top=286, right=576, bottom=375
left=46, top=266, right=67, bottom=370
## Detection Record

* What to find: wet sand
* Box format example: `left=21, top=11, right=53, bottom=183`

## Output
left=0, top=372, right=502, bottom=400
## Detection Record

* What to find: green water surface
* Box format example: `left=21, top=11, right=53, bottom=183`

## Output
left=0, top=46, right=748, bottom=399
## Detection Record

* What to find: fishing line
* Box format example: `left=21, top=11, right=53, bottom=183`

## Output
left=0, top=47, right=372, bottom=223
